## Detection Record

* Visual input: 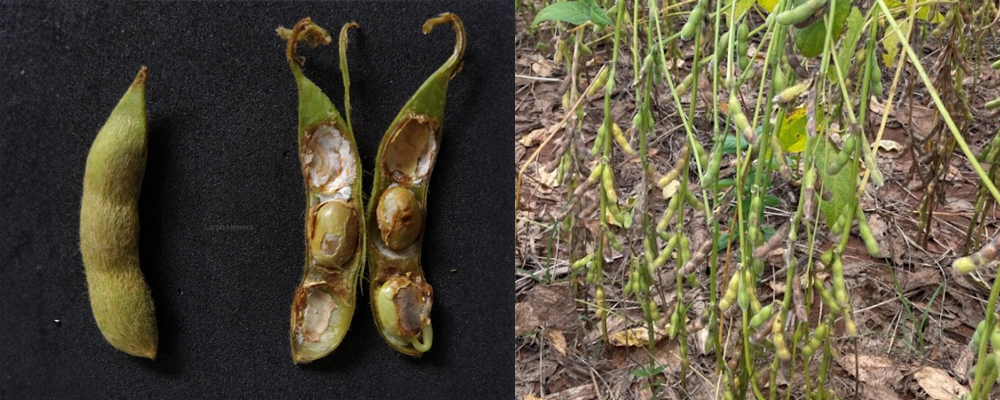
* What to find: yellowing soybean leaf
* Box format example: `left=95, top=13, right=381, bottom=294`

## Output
left=758, top=0, right=778, bottom=13
left=778, top=107, right=808, bottom=153
left=533, top=0, right=612, bottom=27
left=732, top=0, right=757, bottom=20
left=882, top=18, right=910, bottom=67
left=792, top=0, right=850, bottom=58
left=609, top=327, right=666, bottom=347
left=661, top=180, right=681, bottom=199
left=884, top=0, right=943, bottom=22
left=814, top=136, right=857, bottom=228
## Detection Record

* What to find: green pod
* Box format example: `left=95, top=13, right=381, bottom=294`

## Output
left=986, top=97, right=1000, bottom=110
left=366, top=13, right=465, bottom=357
left=856, top=207, right=880, bottom=256
left=80, top=67, right=156, bottom=359
left=831, top=255, right=849, bottom=306
left=814, top=280, right=842, bottom=313
left=715, top=31, right=731, bottom=65
left=775, top=0, right=828, bottom=26
left=738, top=50, right=750, bottom=70
left=587, top=65, right=609, bottom=97
left=676, top=71, right=696, bottom=96
left=827, top=134, right=857, bottom=175
left=280, top=20, right=366, bottom=364
left=750, top=303, right=775, bottom=329
left=572, top=253, right=595, bottom=271
left=680, top=3, right=705, bottom=40
left=971, top=320, right=987, bottom=351
left=729, top=93, right=755, bottom=142
left=592, top=123, right=607, bottom=155
left=737, top=272, right=751, bottom=311
left=808, top=322, right=829, bottom=350
left=772, top=67, right=787, bottom=93
left=871, top=60, right=884, bottom=97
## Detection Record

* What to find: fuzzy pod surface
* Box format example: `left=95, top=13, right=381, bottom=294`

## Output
left=79, top=67, right=157, bottom=360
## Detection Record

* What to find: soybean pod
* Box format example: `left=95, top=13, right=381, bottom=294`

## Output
left=827, top=133, right=857, bottom=175
left=775, top=0, right=828, bottom=26
left=366, top=13, right=465, bottom=357
left=680, top=2, right=704, bottom=40
left=955, top=230, right=1000, bottom=273
left=279, top=19, right=366, bottom=364
left=80, top=67, right=157, bottom=359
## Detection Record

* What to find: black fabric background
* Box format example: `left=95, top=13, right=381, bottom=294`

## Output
left=0, top=1, right=513, bottom=398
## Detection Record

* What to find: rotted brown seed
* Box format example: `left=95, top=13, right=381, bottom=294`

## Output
left=310, top=200, right=359, bottom=269
left=376, top=186, right=424, bottom=250
left=375, top=275, right=434, bottom=352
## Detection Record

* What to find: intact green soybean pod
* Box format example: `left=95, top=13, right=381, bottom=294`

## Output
left=737, top=20, right=750, bottom=70
left=367, top=13, right=466, bottom=357
left=750, top=303, right=775, bottom=329
left=831, top=254, right=849, bottom=306
left=279, top=19, right=366, bottom=364
left=775, top=0, right=828, bottom=26
left=856, top=207, right=880, bottom=256
left=80, top=67, right=157, bottom=359
left=986, top=97, right=1000, bottom=110
left=971, top=320, right=986, bottom=351
left=827, top=134, right=857, bottom=175
left=680, top=3, right=705, bottom=40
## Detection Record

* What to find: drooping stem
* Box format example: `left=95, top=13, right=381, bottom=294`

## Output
left=280, top=18, right=333, bottom=73
left=422, top=13, right=467, bottom=80
left=339, top=22, right=359, bottom=133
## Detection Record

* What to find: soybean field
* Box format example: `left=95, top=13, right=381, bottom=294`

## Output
left=515, top=0, right=1000, bottom=399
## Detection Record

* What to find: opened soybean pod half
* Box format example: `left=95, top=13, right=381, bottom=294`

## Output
left=278, top=18, right=365, bottom=364
left=367, top=12, right=465, bottom=357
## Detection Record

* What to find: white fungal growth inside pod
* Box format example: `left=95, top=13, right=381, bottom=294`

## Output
left=300, top=286, right=337, bottom=343
left=383, top=117, right=438, bottom=184
left=303, top=124, right=356, bottom=201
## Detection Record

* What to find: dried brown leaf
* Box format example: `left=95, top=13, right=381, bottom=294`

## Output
left=836, top=353, right=903, bottom=387
left=521, top=128, right=549, bottom=147
left=548, top=330, right=568, bottom=356
left=913, top=366, right=969, bottom=400
left=515, top=284, right=579, bottom=337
